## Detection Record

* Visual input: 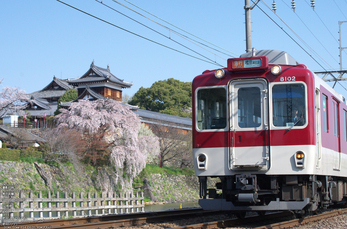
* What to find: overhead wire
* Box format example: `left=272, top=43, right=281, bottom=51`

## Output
left=258, top=1, right=328, bottom=71
left=56, top=0, right=224, bottom=67
left=110, top=0, right=234, bottom=60
left=95, top=0, right=225, bottom=65
left=303, top=1, right=341, bottom=47
left=257, top=1, right=347, bottom=92
left=122, top=0, right=238, bottom=57
left=333, top=0, right=347, bottom=20
left=280, top=0, right=339, bottom=65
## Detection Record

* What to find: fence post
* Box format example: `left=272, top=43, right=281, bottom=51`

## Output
left=87, top=192, right=91, bottom=216
left=38, top=191, right=43, bottom=219
left=101, top=192, right=105, bottom=215
left=64, top=192, right=68, bottom=218
left=125, top=193, right=129, bottom=214
left=94, top=191, right=98, bottom=215
left=19, top=190, right=24, bottom=219
left=107, top=192, right=111, bottom=214
left=141, top=192, right=144, bottom=212
left=72, top=192, right=76, bottom=217
left=47, top=191, right=52, bottom=218
left=56, top=191, right=60, bottom=218
left=80, top=192, right=84, bottom=217
left=29, top=190, right=34, bottom=220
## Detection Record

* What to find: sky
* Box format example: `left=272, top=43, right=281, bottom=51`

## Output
left=1, top=0, right=347, bottom=99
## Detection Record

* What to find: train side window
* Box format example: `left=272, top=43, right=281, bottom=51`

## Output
left=272, top=83, right=306, bottom=127
left=322, top=94, right=328, bottom=132
left=197, top=87, right=227, bottom=130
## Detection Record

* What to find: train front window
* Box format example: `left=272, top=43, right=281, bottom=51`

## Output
left=237, top=87, right=261, bottom=128
left=197, top=87, right=227, bottom=130
left=272, top=83, right=306, bottom=127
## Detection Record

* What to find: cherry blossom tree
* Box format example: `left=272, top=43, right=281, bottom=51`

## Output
left=56, top=99, right=160, bottom=189
left=0, top=80, right=29, bottom=115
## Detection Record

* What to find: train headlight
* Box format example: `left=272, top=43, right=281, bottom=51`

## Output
left=294, top=151, right=305, bottom=168
left=198, top=154, right=206, bottom=162
left=197, top=154, right=207, bottom=170
left=296, top=151, right=305, bottom=159
left=271, top=65, right=282, bottom=75
left=215, top=69, right=225, bottom=79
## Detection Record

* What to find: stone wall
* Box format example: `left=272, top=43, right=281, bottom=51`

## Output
left=0, top=161, right=217, bottom=203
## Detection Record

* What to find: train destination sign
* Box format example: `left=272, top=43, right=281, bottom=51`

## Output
left=227, top=56, right=268, bottom=72
left=233, top=59, right=261, bottom=69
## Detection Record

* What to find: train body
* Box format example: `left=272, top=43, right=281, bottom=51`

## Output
left=192, top=50, right=347, bottom=213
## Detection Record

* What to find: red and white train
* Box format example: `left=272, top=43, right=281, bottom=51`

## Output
left=192, top=50, right=347, bottom=214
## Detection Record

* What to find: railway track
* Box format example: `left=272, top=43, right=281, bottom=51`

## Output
left=171, top=208, right=347, bottom=229
left=255, top=208, right=347, bottom=229
left=0, top=208, right=216, bottom=229
left=3, top=208, right=347, bottom=228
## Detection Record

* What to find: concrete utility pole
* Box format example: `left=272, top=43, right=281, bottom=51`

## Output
left=245, top=0, right=252, bottom=53
left=339, top=21, right=347, bottom=71
left=244, top=0, right=259, bottom=53
left=316, top=21, right=347, bottom=87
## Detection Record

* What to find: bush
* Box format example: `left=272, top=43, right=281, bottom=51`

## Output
left=0, top=148, right=20, bottom=161
left=20, top=147, right=42, bottom=158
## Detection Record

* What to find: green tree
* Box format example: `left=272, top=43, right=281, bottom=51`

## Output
left=129, top=78, right=192, bottom=117
left=54, top=89, right=78, bottom=115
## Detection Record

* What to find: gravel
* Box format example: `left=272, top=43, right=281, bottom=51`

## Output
left=293, top=213, right=347, bottom=229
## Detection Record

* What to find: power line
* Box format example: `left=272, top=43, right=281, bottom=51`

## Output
left=303, top=0, right=340, bottom=47
left=280, top=0, right=339, bottom=65
left=95, top=0, right=225, bottom=65
left=333, top=0, right=347, bottom=20
left=257, top=1, right=327, bottom=71
left=304, top=0, right=347, bottom=58
left=56, top=0, right=224, bottom=67
left=261, top=1, right=347, bottom=91
left=122, top=0, right=239, bottom=57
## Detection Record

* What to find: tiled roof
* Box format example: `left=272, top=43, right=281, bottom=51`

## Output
left=29, top=77, right=73, bottom=99
left=26, top=97, right=58, bottom=116
left=69, top=62, right=132, bottom=88
left=29, top=90, right=66, bottom=99
left=75, top=86, right=106, bottom=101
left=132, top=108, right=192, bottom=130
left=0, top=125, right=47, bottom=143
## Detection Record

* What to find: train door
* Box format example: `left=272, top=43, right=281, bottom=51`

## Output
left=332, top=99, right=341, bottom=170
left=229, top=79, right=270, bottom=171
left=315, top=89, right=322, bottom=168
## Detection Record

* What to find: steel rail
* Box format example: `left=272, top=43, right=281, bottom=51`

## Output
left=170, top=211, right=292, bottom=229
left=0, top=208, right=207, bottom=229
left=255, top=208, right=347, bottom=229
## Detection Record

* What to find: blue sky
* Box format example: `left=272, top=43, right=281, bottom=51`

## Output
left=1, top=0, right=347, bottom=98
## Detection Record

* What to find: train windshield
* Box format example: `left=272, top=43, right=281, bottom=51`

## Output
left=238, top=87, right=261, bottom=128
left=197, top=87, right=227, bottom=130
left=272, top=83, right=306, bottom=127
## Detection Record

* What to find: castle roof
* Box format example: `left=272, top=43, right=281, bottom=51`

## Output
left=68, top=61, right=132, bottom=88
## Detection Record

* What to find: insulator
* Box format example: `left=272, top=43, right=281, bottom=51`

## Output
left=311, top=0, right=315, bottom=10
left=291, top=0, right=296, bottom=12
left=272, top=1, right=277, bottom=13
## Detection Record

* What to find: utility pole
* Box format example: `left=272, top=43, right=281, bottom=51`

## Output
left=245, top=0, right=252, bottom=53
left=339, top=21, right=347, bottom=71
left=316, top=21, right=347, bottom=87
left=244, top=0, right=259, bottom=53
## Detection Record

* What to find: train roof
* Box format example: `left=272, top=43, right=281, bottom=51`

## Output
left=240, top=50, right=298, bottom=66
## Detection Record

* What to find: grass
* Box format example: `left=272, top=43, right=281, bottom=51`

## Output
left=145, top=164, right=194, bottom=176
left=20, top=156, right=45, bottom=163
